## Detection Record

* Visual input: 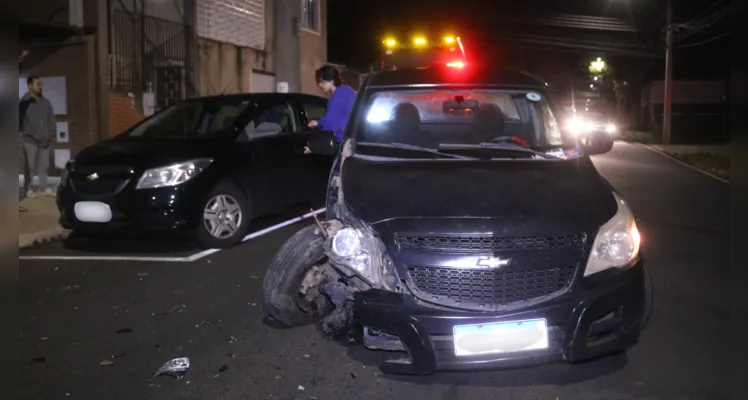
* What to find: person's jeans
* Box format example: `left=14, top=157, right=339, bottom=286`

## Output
left=23, top=142, right=50, bottom=191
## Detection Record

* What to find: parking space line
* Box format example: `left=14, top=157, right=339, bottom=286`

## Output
left=19, top=208, right=326, bottom=263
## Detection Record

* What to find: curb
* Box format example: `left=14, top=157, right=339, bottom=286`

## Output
left=640, top=144, right=730, bottom=184
left=19, top=227, right=71, bottom=249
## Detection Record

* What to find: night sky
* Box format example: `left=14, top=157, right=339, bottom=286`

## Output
left=327, top=0, right=728, bottom=83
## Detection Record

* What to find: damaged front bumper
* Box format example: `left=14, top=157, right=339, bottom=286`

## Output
left=353, top=260, right=646, bottom=375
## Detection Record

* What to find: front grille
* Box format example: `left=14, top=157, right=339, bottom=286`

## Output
left=407, top=264, right=577, bottom=305
left=395, top=234, right=587, bottom=253
left=71, top=178, right=129, bottom=198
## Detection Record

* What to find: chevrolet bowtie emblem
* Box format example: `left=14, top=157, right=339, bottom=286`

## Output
left=476, top=256, right=511, bottom=269
left=86, top=173, right=99, bottom=181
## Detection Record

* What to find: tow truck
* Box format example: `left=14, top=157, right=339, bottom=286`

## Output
left=376, top=34, right=468, bottom=71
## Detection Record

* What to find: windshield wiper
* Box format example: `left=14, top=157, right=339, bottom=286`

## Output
left=438, top=142, right=559, bottom=160
left=357, top=142, right=477, bottom=160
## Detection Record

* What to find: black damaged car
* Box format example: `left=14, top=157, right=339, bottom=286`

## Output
left=262, top=64, right=653, bottom=375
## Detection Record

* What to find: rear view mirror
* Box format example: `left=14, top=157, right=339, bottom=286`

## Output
left=443, top=98, right=479, bottom=112
left=307, top=130, right=338, bottom=156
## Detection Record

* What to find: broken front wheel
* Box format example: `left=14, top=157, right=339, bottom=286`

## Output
left=262, top=224, right=333, bottom=327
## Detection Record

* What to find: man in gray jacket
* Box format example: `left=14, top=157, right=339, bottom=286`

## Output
left=20, top=76, right=57, bottom=197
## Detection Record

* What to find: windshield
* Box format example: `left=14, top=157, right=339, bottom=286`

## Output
left=353, top=88, right=574, bottom=153
left=121, top=97, right=253, bottom=139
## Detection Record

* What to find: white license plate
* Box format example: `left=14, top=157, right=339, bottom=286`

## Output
left=74, top=201, right=113, bottom=223
left=453, top=319, right=549, bottom=356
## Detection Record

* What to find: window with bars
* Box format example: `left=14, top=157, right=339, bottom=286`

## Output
left=301, top=0, right=319, bottom=32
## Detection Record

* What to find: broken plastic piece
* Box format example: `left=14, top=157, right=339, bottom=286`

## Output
left=100, top=360, right=115, bottom=366
left=152, top=357, right=190, bottom=380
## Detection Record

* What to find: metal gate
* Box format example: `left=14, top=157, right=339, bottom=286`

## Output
left=109, top=7, right=195, bottom=109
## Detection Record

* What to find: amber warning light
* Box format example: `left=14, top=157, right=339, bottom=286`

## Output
left=446, top=60, right=466, bottom=69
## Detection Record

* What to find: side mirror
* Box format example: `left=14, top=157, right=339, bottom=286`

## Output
left=307, top=130, right=338, bottom=155
left=583, top=135, right=614, bottom=156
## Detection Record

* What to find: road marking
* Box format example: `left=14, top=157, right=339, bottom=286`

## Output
left=640, top=144, right=729, bottom=184
left=19, top=208, right=326, bottom=263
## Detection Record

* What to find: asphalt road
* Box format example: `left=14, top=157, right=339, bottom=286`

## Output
left=19, top=142, right=730, bottom=400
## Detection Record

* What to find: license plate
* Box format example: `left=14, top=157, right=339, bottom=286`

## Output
left=74, top=201, right=112, bottom=223
left=453, top=319, right=549, bottom=356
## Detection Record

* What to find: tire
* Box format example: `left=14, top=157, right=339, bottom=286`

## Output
left=195, top=181, right=252, bottom=249
left=262, top=224, right=332, bottom=327
left=639, top=265, right=654, bottom=330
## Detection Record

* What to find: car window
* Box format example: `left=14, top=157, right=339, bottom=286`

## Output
left=300, top=98, right=327, bottom=121
left=124, top=98, right=251, bottom=139
left=244, top=101, right=299, bottom=140
left=255, top=102, right=297, bottom=132
left=354, top=88, right=574, bottom=150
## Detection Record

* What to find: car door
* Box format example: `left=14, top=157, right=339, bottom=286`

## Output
left=242, top=96, right=311, bottom=212
left=294, top=95, right=334, bottom=205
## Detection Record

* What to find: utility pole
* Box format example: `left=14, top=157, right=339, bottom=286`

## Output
left=663, top=0, right=673, bottom=144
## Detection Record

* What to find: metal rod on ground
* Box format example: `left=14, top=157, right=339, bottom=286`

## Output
left=663, top=0, right=673, bottom=145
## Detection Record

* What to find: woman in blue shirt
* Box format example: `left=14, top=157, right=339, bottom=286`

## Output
left=305, top=65, right=356, bottom=154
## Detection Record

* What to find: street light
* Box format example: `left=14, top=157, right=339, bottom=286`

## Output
left=590, top=57, right=606, bottom=74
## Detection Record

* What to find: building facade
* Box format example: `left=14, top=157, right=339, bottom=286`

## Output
left=19, top=0, right=327, bottom=177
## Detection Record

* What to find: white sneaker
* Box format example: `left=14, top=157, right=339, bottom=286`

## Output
left=26, top=190, right=37, bottom=198
left=42, top=188, right=56, bottom=197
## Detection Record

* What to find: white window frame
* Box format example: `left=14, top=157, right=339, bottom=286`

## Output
left=300, top=0, right=320, bottom=34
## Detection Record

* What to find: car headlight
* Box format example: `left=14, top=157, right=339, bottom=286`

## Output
left=606, top=123, right=617, bottom=134
left=584, top=192, right=641, bottom=277
left=327, top=226, right=383, bottom=285
left=135, top=158, right=213, bottom=190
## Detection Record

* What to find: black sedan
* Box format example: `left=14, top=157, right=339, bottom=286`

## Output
left=57, top=93, right=334, bottom=248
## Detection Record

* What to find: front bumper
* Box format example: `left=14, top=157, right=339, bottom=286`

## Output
left=354, top=261, right=646, bottom=375
left=57, top=182, right=202, bottom=234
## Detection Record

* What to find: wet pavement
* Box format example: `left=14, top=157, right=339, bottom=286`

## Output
left=19, top=142, right=730, bottom=400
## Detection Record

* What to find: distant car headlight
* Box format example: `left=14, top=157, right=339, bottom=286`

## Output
left=135, top=158, right=213, bottom=190
left=567, top=118, right=592, bottom=135
left=327, top=226, right=383, bottom=285
left=584, top=192, right=641, bottom=277
left=606, top=123, right=617, bottom=134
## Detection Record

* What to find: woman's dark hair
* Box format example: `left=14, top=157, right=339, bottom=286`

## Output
left=315, top=65, right=343, bottom=87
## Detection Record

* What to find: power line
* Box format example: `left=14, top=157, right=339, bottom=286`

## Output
left=677, top=31, right=729, bottom=48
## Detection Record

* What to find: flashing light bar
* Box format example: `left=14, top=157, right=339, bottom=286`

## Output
left=446, top=60, right=465, bottom=69
left=383, top=35, right=462, bottom=50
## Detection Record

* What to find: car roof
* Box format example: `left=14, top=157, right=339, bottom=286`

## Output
left=364, top=67, right=548, bottom=90
left=190, top=92, right=326, bottom=102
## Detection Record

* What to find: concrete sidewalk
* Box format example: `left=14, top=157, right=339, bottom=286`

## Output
left=19, top=195, right=70, bottom=248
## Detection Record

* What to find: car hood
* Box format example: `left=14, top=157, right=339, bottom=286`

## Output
left=341, top=155, right=617, bottom=232
left=73, top=138, right=223, bottom=170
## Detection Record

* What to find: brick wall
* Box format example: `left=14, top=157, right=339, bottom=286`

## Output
left=108, top=92, right=144, bottom=139
left=19, top=38, right=96, bottom=176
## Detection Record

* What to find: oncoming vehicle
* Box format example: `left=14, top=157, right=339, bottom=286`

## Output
left=262, top=63, right=652, bottom=375
left=566, top=110, right=618, bottom=148
left=57, top=93, right=333, bottom=248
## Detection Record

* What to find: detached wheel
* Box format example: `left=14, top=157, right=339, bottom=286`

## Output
left=262, top=224, right=333, bottom=327
left=196, top=181, right=251, bottom=249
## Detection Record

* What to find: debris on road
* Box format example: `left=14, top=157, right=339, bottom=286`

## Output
left=298, top=385, right=305, bottom=391
left=116, top=328, right=133, bottom=334
left=214, top=365, right=229, bottom=378
left=59, top=284, right=80, bottom=292
left=195, top=320, right=221, bottom=328
left=100, top=360, right=115, bottom=366
left=228, top=336, right=238, bottom=344
left=162, top=303, right=186, bottom=315
left=152, top=357, right=190, bottom=380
